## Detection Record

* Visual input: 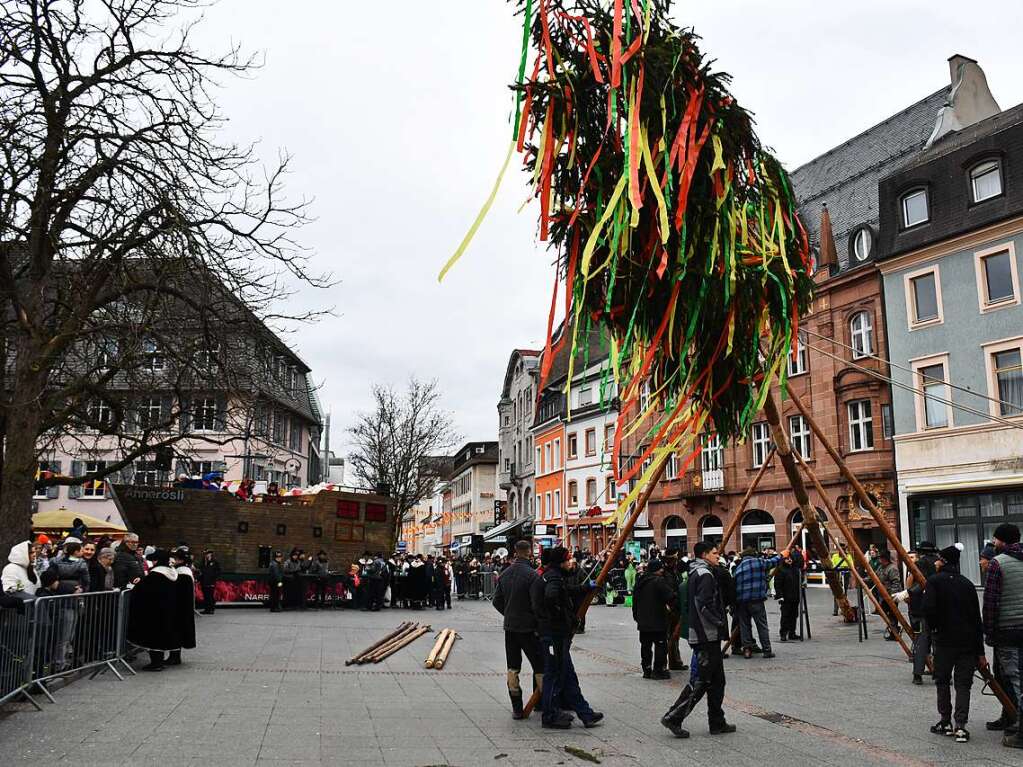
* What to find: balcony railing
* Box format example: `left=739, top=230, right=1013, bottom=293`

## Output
left=682, top=468, right=725, bottom=496
left=499, top=462, right=516, bottom=490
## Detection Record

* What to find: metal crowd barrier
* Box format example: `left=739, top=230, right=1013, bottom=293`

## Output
left=0, top=601, right=39, bottom=710
left=465, top=571, right=499, bottom=600
left=0, top=589, right=135, bottom=711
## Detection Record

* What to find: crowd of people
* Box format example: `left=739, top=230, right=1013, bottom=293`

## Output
left=2, top=524, right=223, bottom=674
left=263, top=549, right=519, bottom=613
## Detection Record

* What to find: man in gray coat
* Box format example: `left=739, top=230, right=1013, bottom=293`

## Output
left=660, top=542, right=735, bottom=739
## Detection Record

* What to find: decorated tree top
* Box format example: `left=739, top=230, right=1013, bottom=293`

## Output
left=445, top=0, right=813, bottom=504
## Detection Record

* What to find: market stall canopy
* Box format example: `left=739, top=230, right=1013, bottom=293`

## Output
left=32, top=510, right=127, bottom=534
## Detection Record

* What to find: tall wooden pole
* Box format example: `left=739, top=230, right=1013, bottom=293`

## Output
left=717, top=448, right=776, bottom=553
left=762, top=392, right=855, bottom=621
left=795, top=451, right=917, bottom=647
left=787, top=390, right=927, bottom=587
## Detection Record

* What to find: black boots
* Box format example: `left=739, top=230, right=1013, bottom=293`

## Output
left=510, top=690, right=525, bottom=720
left=660, top=684, right=694, bottom=738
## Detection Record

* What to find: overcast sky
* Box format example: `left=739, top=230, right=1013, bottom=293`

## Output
left=194, top=0, right=1022, bottom=458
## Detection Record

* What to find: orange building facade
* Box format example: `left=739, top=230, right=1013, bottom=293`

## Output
left=533, top=422, right=565, bottom=544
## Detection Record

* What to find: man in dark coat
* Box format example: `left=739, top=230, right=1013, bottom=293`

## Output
left=632, top=560, right=675, bottom=679
left=308, top=551, right=330, bottom=609
left=113, top=534, right=144, bottom=588
left=532, top=546, right=602, bottom=730
left=431, top=557, right=449, bottom=611
left=126, top=549, right=180, bottom=671
left=493, top=540, right=543, bottom=719
left=267, top=551, right=284, bottom=613
left=197, top=550, right=221, bottom=614
left=907, top=542, right=939, bottom=684
left=661, top=542, right=736, bottom=739
left=923, top=543, right=987, bottom=743
left=282, top=549, right=304, bottom=610
left=168, top=548, right=196, bottom=666
left=775, top=551, right=802, bottom=642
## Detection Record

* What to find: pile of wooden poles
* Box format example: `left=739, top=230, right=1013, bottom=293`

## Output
left=424, top=628, right=458, bottom=670
left=345, top=622, right=430, bottom=665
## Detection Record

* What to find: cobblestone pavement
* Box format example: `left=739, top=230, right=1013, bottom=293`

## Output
left=1, top=589, right=1018, bottom=766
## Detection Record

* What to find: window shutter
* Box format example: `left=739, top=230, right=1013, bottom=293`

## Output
left=179, top=398, right=191, bottom=433
left=69, top=460, right=83, bottom=498
left=46, top=460, right=61, bottom=499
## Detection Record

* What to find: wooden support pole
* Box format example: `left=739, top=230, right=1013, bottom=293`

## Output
left=370, top=625, right=430, bottom=663
left=718, top=448, right=776, bottom=553
left=578, top=450, right=671, bottom=621
left=762, top=391, right=855, bottom=621
left=359, top=624, right=422, bottom=663
left=785, top=523, right=805, bottom=552
left=433, top=630, right=458, bottom=669
left=788, top=390, right=927, bottom=587
left=795, top=451, right=917, bottom=651
left=425, top=629, right=451, bottom=668
left=347, top=622, right=411, bottom=665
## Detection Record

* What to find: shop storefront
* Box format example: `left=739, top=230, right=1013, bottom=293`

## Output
left=910, top=488, right=1023, bottom=584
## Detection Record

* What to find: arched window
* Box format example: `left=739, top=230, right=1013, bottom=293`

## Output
left=741, top=510, right=776, bottom=552
left=699, top=514, right=723, bottom=543
left=850, top=311, right=873, bottom=359
left=663, top=515, right=687, bottom=551
left=901, top=188, right=929, bottom=228
left=970, top=159, right=1002, bottom=203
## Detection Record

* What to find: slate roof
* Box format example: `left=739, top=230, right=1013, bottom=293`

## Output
left=789, top=88, right=948, bottom=271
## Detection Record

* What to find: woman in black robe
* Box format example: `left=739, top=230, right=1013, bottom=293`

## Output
left=168, top=548, right=196, bottom=665
left=127, top=549, right=180, bottom=671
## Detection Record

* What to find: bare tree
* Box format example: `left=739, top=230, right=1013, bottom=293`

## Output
left=347, top=379, right=459, bottom=542
left=0, top=0, right=330, bottom=555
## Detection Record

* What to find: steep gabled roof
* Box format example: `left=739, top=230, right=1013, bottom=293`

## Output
left=789, top=88, right=948, bottom=271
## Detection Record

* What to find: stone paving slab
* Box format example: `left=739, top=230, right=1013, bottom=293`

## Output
left=2, top=590, right=1021, bottom=766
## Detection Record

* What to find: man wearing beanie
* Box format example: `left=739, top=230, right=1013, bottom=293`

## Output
left=532, top=545, right=602, bottom=729
left=983, top=522, right=1023, bottom=748
left=632, top=559, right=675, bottom=679
left=922, top=543, right=987, bottom=743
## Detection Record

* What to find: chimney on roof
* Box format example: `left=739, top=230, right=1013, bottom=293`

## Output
left=926, top=55, right=1001, bottom=147
left=817, top=204, right=838, bottom=277
left=948, top=54, right=978, bottom=84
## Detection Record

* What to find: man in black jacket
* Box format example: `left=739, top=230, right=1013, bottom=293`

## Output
left=493, top=540, right=543, bottom=719
left=113, top=534, right=144, bottom=588
left=198, top=550, right=222, bottom=614
left=661, top=542, right=736, bottom=739
left=923, top=543, right=988, bottom=743
left=632, top=560, right=675, bottom=679
left=532, top=546, right=602, bottom=729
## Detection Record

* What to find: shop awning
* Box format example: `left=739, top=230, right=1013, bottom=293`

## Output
left=483, top=518, right=526, bottom=543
